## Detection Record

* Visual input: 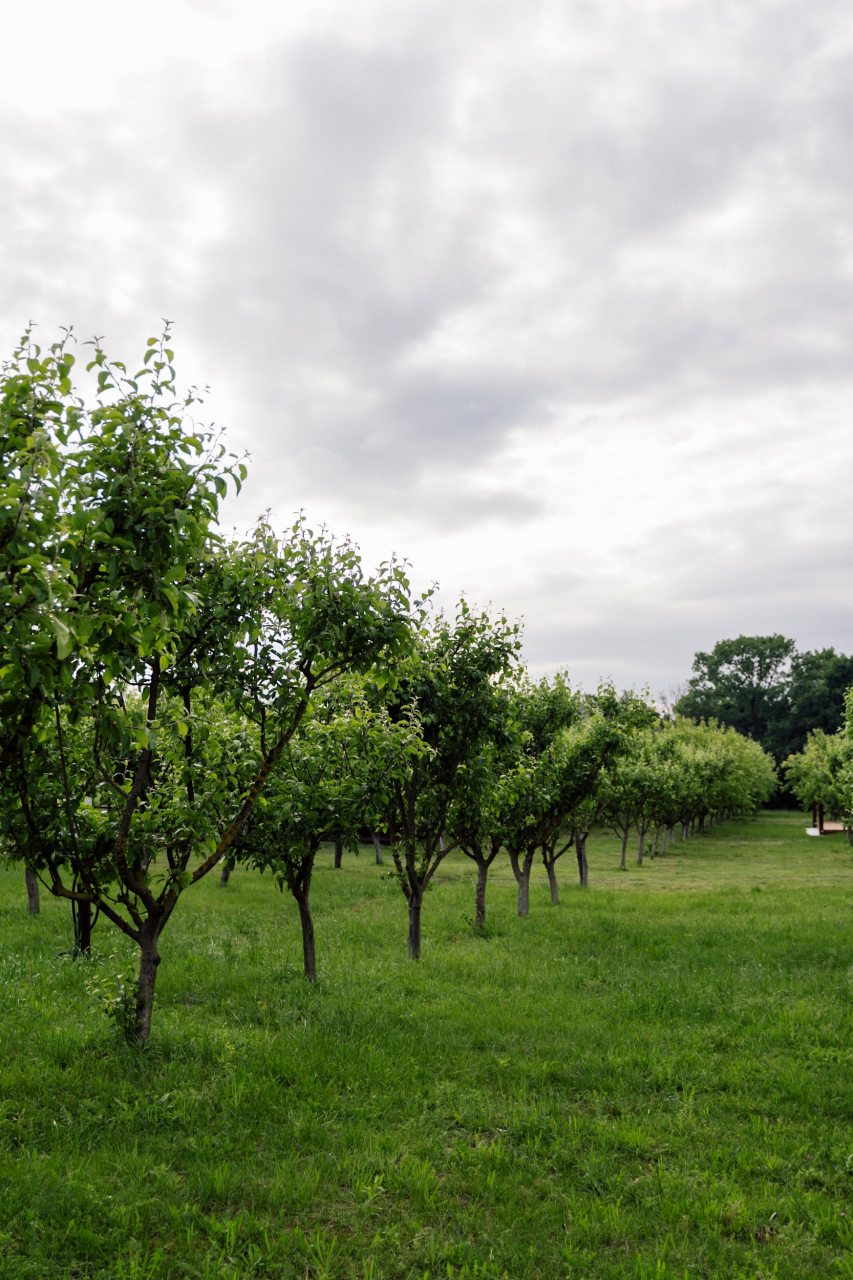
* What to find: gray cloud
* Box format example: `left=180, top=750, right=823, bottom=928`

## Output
left=2, top=0, right=853, bottom=690
left=513, top=476, right=853, bottom=691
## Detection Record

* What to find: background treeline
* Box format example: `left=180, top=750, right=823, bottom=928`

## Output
left=675, top=634, right=853, bottom=786
left=674, top=635, right=853, bottom=828
left=0, top=329, right=833, bottom=1050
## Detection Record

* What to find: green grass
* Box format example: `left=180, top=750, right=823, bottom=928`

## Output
left=1, top=812, right=850, bottom=1279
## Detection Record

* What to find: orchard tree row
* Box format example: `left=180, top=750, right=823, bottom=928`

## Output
left=231, top=681, right=776, bottom=983
left=0, top=329, right=775, bottom=1046
left=600, top=718, right=776, bottom=868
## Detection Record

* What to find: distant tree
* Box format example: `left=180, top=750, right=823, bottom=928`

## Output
left=239, top=690, right=422, bottom=980
left=565, top=687, right=658, bottom=883
left=497, top=679, right=649, bottom=906
left=783, top=731, right=853, bottom=839
left=447, top=735, right=513, bottom=932
left=375, top=603, right=522, bottom=959
left=768, top=649, right=853, bottom=762
left=676, top=635, right=795, bottom=748
left=555, top=712, right=622, bottom=891
left=498, top=675, right=582, bottom=914
left=601, top=747, right=643, bottom=870
left=601, top=727, right=665, bottom=868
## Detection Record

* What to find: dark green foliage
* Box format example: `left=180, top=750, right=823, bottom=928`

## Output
left=770, top=648, right=853, bottom=761
left=676, top=636, right=853, bottom=784
left=0, top=330, right=78, bottom=772
left=676, top=635, right=796, bottom=745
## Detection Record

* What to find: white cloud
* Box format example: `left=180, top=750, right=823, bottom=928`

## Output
left=2, top=0, right=852, bottom=689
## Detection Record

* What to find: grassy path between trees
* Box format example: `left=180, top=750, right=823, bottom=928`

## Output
left=1, top=812, right=850, bottom=1279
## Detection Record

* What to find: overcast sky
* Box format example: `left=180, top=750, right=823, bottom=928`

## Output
left=3, top=0, right=851, bottom=693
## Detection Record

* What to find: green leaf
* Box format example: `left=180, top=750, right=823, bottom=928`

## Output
left=50, top=617, right=74, bottom=660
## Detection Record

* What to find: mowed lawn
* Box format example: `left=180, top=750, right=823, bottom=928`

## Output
left=0, top=812, right=850, bottom=1280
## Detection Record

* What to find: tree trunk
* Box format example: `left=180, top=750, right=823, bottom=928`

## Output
left=636, top=824, right=646, bottom=866
left=25, top=867, right=40, bottom=914
left=407, top=891, right=423, bottom=960
left=650, top=825, right=662, bottom=859
left=219, top=859, right=232, bottom=887
left=508, top=849, right=532, bottom=917
left=516, top=870, right=530, bottom=917
left=333, top=838, right=343, bottom=869
left=73, top=898, right=93, bottom=956
left=576, top=834, right=589, bottom=888
left=619, top=831, right=628, bottom=870
left=295, top=888, right=317, bottom=982
left=475, top=860, right=488, bottom=931
left=544, top=858, right=559, bottom=905
left=371, top=832, right=384, bottom=865
left=134, top=929, right=161, bottom=1045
